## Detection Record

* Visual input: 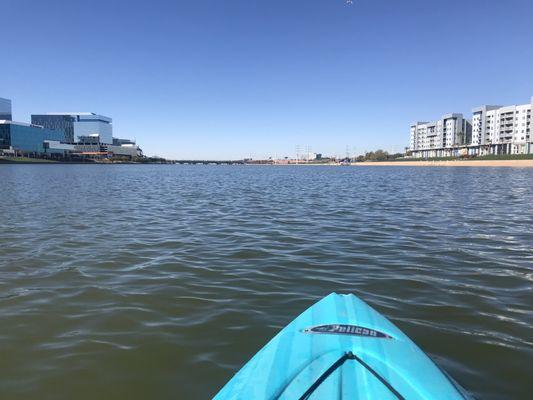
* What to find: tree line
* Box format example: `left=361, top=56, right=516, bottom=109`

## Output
left=355, top=150, right=403, bottom=162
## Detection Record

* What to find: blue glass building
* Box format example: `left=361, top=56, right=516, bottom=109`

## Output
left=31, top=113, right=113, bottom=144
left=0, top=121, right=65, bottom=153
left=0, top=97, right=12, bottom=121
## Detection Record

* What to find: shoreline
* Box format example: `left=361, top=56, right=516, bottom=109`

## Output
left=2, top=157, right=533, bottom=167
left=353, top=159, right=533, bottom=167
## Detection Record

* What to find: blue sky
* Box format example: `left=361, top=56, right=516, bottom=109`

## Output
left=3, top=0, right=533, bottom=159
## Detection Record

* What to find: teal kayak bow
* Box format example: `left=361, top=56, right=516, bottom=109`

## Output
left=214, top=293, right=472, bottom=399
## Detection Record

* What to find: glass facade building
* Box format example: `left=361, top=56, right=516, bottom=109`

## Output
left=0, top=122, right=65, bottom=153
left=31, top=113, right=113, bottom=144
left=0, top=97, right=12, bottom=121
left=31, top=114, right=76, bottom=143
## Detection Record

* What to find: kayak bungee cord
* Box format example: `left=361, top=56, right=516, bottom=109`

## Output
left=297, top=351, right=406, bottom=400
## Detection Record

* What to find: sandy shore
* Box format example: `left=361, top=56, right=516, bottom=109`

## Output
left=354, top=159, right=533, bottom=167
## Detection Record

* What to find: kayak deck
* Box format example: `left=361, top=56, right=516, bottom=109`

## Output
left=214, top=293, right=471, bottom=399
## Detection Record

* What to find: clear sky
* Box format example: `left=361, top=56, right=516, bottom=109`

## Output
left=3, top=0, right=533, bottom=159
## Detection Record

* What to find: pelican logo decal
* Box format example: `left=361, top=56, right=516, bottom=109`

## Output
left=303, top=324, right=392, bottom=339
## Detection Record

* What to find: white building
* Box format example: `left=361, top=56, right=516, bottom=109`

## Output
left=409, top=114, right=471, bottom=158
left=469, top=99, right=532, bottom=155
left=410, top=97, right=533, bottom=158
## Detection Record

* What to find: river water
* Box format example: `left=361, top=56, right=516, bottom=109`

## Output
left=0, top=164, right=531, bottom=399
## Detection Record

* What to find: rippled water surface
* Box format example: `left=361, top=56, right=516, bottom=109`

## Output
left=0, top=165, right=531, bottom=399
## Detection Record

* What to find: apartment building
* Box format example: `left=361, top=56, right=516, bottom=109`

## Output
left=469, top=100, right=532, bottom=156
left=410, top=98, right=533, bottom=158
left=409, top=114, right=472, bottom=158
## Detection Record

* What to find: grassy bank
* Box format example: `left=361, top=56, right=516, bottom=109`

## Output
left=0, top=156, right=58, bottom=164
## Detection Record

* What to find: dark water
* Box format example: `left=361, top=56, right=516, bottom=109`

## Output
left=0, top=165, right=531, bottom=400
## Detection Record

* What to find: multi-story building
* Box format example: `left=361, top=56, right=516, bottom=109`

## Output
left=409, top=114, right=472, bottom=158
left=469, top=100, right=532, bottom=155
left=0, top=97, right=143, bottom=159
left=410, top=98, right=533, bottom=157
left=0, top=97, right=12, bottom=121
left=409, top=122, right=427, bottom=152
left=0, top=120, right=66, bottom=154
left=0, top=97, right=68, bottom=154
left=471, top=106, right=499, bottom=145
left=31, top=112, right=113, bottom=144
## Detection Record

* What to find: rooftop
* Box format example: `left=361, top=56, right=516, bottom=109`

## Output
left=32, top=112, right=112, bottom=123
left=44, top=112, right=96, bottom=116
left=0, top=120, right=44, bottom=128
